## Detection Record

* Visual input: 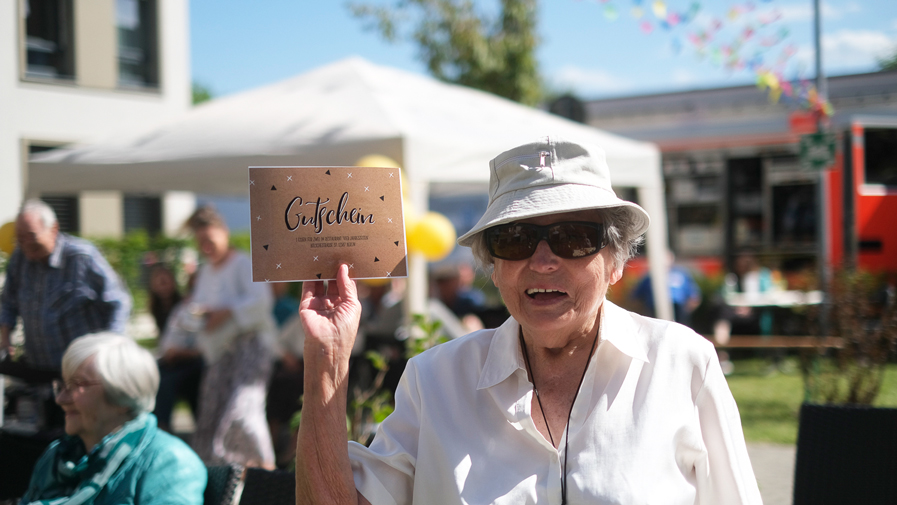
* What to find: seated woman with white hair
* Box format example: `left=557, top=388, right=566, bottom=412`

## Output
left=20, top=333, right=207, bottom=505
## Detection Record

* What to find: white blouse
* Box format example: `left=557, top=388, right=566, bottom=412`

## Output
left=348, top=301, right=762, bottom=505
left=191, top=251, right=276, bottom=363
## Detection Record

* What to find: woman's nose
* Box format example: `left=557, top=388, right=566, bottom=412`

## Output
left=528, top=240, right=560, bottom=271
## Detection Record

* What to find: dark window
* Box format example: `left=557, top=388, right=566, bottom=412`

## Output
left=41, top=195, right=79, bottom=234
left=123, top=195, right=162, bottom=234
left=117, top=0, right=158, bottom=87
left=772, top=184, right=817, bottom=244
left=24, top=0, right=75, bottom=80
left=864, top=128, right=897, bottom=187
left=727, top=158, right=764, bottom=249
left=29, top=144, right=59, bottom=155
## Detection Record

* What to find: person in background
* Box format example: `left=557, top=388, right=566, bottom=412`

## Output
left=266, top=282, right=304, bottom=468
left=148, top=265, right=183, bottom=340
left=358, top=279, right=405, bottom=395
left=184, top=205, right=276, bottom=469
left=432, top=262, right=488, bottom=319
left=719, top=253, right=774, bottom=336
left=20, top=333, right=206, bottom=505
left=271, top=281, right=301, bottom=327
left=1, top=200, right=131, bottom=370
left=631, top=252, right=703, bottom=327
left=153, top=273, right=204, bottom=434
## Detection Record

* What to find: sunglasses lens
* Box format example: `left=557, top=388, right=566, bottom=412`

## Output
left=487, top=224, right=539, bottom=260
left=550, top=223, right=603, bottom=258
left=487, top=222, right=605, bottom=260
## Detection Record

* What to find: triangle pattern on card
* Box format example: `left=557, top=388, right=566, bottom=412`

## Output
left=394, top=241, right=399, bottom=246
left=374, top=257, right=380, bottom=262
left=380, top=196, right=385, bottom=201
left=325, top=170, right=331, bottom=175
left=271, top=185, right=277, bottom=190
left=263, top=245, right=269, bottom=251
left=316, top=273, right=322, bottom=279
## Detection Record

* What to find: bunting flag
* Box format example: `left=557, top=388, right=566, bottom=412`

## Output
left=591, top=0, right=833, bottom=116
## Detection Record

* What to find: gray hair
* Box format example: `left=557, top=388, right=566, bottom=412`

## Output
left=62, top=333, right=160, bottom=416
left=19, top=199, right=57, bottom=229
left=469, top=207, right=645, bottom=272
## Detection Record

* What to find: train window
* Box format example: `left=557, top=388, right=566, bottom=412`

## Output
left=864, top=128, right=897, bottom=187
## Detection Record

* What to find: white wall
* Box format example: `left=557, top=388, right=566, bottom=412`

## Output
left=0, top=0, right=22, bottom=228
left=162, top=191, right=197, bottom=236
left=0, top=0, right=191, bottom=230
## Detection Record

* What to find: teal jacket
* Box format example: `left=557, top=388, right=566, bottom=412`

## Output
left=20, top=414, right=206, bottom=505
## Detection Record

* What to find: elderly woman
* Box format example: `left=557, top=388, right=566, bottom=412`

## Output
left=20, top=333, right=206, bottom=505
left=296, top=137, right=762, bottom=504
left=185, top=205, right=277, bottom=469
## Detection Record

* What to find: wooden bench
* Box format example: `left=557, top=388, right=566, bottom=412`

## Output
left=704, top=336, right=845, bottom=350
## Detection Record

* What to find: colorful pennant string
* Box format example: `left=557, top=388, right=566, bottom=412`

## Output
left=591, top=0, right=834, bottom=115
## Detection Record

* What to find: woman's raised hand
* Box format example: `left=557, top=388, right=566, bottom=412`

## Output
left=299, top=264, right=363, bottom=363
left=296, top=264, right=366, bottom=505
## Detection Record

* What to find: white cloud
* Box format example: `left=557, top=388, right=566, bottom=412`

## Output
left=789, top=29, right=896, bottom=73
left=823, top=29, right=896, bottom=68
left=552, top=65, right=630, bottom=95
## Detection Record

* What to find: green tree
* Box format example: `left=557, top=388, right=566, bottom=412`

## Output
left=192, top=82, right=214, bottom=105
left=349, top=0, right=542, bottom=105
left=878, top=47, right=897, bottom=71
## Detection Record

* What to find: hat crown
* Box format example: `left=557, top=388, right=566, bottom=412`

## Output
left=456, top=136, right=650, bottom=248
left=489, top=137, right=614, bottom=203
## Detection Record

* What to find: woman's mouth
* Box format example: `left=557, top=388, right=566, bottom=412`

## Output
left=526, top=288, right=567, bottom=300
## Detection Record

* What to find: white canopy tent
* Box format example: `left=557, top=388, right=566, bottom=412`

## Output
left=30, top=57, right=672, bottom=320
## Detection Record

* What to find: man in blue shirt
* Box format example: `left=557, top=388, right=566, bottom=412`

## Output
left=632, top=257, right=702, bottom=328
left=0, top=200, right=131, bottom=370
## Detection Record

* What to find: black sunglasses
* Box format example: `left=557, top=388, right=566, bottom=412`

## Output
left=485, top=221, right=608, bottom=261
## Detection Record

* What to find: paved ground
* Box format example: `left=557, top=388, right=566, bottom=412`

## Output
left=747, top=443, right=796, bottom=505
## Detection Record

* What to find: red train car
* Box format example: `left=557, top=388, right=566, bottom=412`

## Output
left=828, top=117, right=897, bottom=272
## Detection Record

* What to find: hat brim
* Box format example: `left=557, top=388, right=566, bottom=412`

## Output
left=457, top=183, right=651, bottom=247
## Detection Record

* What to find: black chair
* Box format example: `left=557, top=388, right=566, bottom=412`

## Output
left=0, top=357, right=63, bottom=501
left=204, top=464, right=243, bottom=505
left=793, top=403, right=897, bottom=505
left=238, top=467, right=295, bottom=505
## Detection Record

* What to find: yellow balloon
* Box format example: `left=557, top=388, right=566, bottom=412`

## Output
left=407, top=212, right=456, bottom=262
left=359, top=277, right=391, bottom=287
left=0, top=221, right=15, bottom=255
left=402, top=198, right=417, bottom=231
left=354, top=154, right=401, bottom=169
left=355, top=155, right=410, bottom=200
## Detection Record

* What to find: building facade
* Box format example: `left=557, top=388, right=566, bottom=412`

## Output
left=0, top=0, right=194, bottom=236
left=580, top=71, right=897, bottom=277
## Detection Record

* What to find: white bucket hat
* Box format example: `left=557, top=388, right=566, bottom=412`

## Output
left=457, top=136, right=650, bottom=247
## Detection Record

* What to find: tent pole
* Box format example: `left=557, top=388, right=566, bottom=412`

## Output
left=638, top=184, right=673, bottom=321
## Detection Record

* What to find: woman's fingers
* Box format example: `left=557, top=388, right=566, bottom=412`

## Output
left=334, top=264, right=358, bottom=303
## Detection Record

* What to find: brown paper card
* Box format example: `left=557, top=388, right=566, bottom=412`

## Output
left=248, top=166, right=408, bottom=282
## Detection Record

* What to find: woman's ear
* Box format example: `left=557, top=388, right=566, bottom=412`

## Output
left=609, top=266, right=623, bottom=285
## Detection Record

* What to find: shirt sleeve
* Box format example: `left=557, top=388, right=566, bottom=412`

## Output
left=228, top=255, right=274, bottom=332
left=79, top=249, right=132, bottom=333
left=693, top=352, right=763, bottom=505
left=348, top=359, right=422, bottom=505
left=0, top=249, right=22, bottom=328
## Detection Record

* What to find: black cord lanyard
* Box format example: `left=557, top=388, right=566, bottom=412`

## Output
left=519, top=327, right=599, bottom=505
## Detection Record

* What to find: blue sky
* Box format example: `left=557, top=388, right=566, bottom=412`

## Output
left=191, top=0, right=897, bottom=100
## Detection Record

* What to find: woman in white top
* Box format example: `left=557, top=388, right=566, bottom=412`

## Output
left=296, top=137, right=762, bottom=504
left=185, top=205, right=276, bottom=469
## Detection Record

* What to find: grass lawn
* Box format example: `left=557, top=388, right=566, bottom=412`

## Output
left=727, top=358, right=897, bottom=445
